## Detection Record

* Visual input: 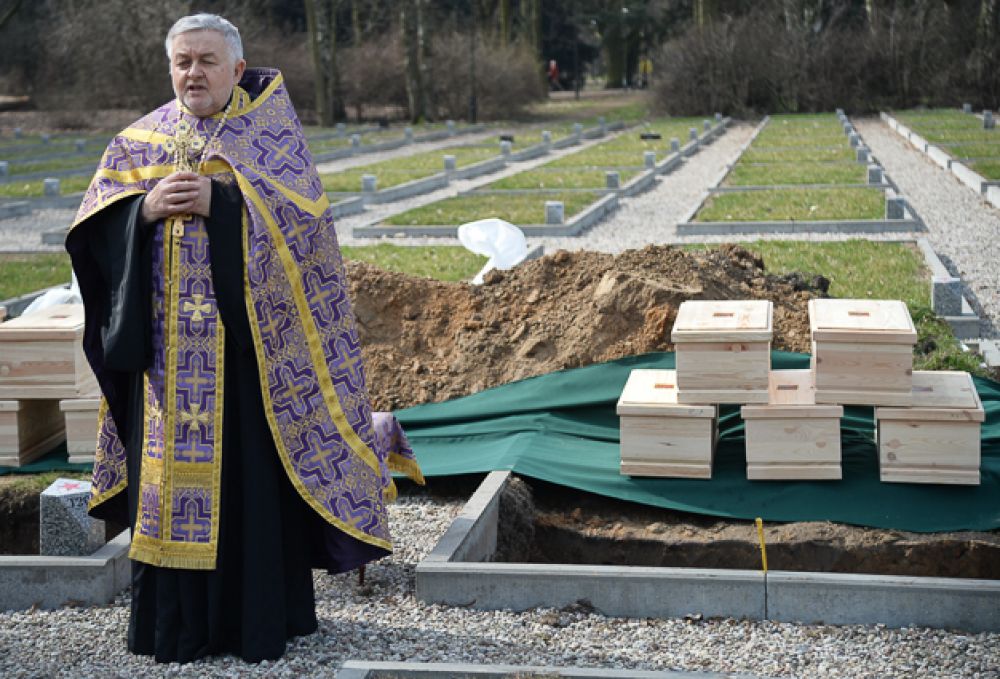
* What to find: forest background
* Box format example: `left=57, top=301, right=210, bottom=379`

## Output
left=0, top=0, right=998, bottom=125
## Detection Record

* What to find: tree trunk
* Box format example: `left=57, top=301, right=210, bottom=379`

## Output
left=304, top=0, right=331, bottom=126
left=694, top=0, right=717, bottom=30
left=499, top=0, right=512, bottom=46
left=401, top=0, right=428, bottom=122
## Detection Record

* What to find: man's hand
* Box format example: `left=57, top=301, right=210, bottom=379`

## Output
left=141, top=172, right=212, bottom=223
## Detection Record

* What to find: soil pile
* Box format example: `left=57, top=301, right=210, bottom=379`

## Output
left=349, top=244, right=823, bottom=411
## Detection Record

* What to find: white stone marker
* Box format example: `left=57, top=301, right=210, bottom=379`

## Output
left=606, top=171, right=621, bottom=189
left=443, top=155, right=456, bottom=172
left=13, top=127, right=22, bottom=139
left=868, top=165, right=883, bottom=184
left=75, top=139, right=86, bottom=152
left=689, top=127, right=698, bottom=141
left=703, top=119, right=711, bottom=131
left=361, top=174, right=377, bottom=192
left=500, top=140, right=512, bottom=156
left=336, top=122, right=346, bottom=136
left=545, top=200, right=564, bottom=225
left=542, top=130, right=552, bottom=144
left=404, top=126, right=414, bottom=142
left=40, top=478, right=104, bottom=556
left=963, top=103, right=972, bottom=114
left=572, top=123, right=583, bottom=138
left=43, top=178, right=60, bottom=196
left=715, top=112, right=723, bottom=122
left=849, top=132, right=860, bottom=148
left=670, top=138, right=680, bottom=153
left=446, top=119, right=456, bottom=135
left=40, top=133, right=50, bottom=144
left=857, top=147, right=870, bottom=163
left=0, top=161, right=7, bottom=177
left=643, top=151, right=656, bottom=169
left=985, top=110, right=995, bottom=130
left=350, top=133, right=361, bottom=148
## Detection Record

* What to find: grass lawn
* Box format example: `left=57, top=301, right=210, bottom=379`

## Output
left=894, top=113, right=983, bottom=130
left=2, top=143, right=102, bottom=162
left=696, top=187, right=884, bottom=222
left=687, top=240, right=983, bottom=375
left=341, top=244, right=486, bottom=281
left=0, top=175, right=92, bottom=199
left=547, top=146, right=658, bottom=168
left=725, top=161, right=866, bottom=186
left=0, top=253, right=72, bottom=300
left=921, top=129, right=998, bottom=144
left=320, top=146, right=499, bottom=192
left=968, top=160, right=1000, bottom=180
left=941, top=142, right=1000, bottom=158
left=741, top=147, right=856, bottom=163
left=750, top=132, right=851, bottom=149
left=383, top=191, right=600, bottom=226
left=486, top=167, right=641, bottom=190
left=10, top=156, right=101, bottom=176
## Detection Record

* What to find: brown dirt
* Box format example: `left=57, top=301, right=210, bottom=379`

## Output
left=496, top=477, right=1000, bottom=580
left=349, top=244, right=822, bottom=411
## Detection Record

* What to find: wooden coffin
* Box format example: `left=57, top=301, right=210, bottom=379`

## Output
left=0, top=304, right=98, bottom=399
left=671, top=299, right=772, bottom=404
left=0, top=399, right=66, bottom=467
left=876, top=370, right=983, bottom=485
left=741, top=370, right=843, bottom=480
left=809, top=298, right=917, bottom=406
left=617, top=369, right=717, bottom=479
left=60, top=398, right=100, bottom=464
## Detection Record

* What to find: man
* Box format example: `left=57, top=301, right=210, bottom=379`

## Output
left=66, top=14, right=422, bottom=664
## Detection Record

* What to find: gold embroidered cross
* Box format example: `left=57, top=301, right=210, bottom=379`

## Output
left=182, top=293, right=212, bottom=322
left=164, top=120, right=205, bottom=173
left=177, top=506, right=204, bottom=540
left=189, top=363, right=213, bottom=392
left=180, top=402, right=211, bottom=434
left=272, top=141, right=294, bottom=164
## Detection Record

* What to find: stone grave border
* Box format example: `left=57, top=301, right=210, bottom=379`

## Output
left=352, top=118, right=730, bottom=239
left=914, top=236, right=982, bottom=339
left=0, top=530, right=131, bottom=611
left=337, top=660, right=767, bottom=679
left=881, top=111, right=1000, bottom=210
left=312, top=123, right=488, bottom=162
left=415, top=471, right=1000, bottom=633
left=677, top=114, right=922, bottom=236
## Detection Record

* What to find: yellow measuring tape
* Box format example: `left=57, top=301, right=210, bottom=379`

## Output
left=755, top=517, right=768, bottom=573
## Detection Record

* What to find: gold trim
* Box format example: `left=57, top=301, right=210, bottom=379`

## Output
left=265, top=178, right=330, bottom=217
left=119, top=127, right=173, bottom=146
left=209, top=309, right=225, bottom=561
left=234, top=174, right=379, bottom=474
left=87, top=398, right=127, bottom=511
left=240, top=206, right=392, bottom=552
left=232, top=76, right=282, bottom=117
left=388, top=452, right=426, bottom=485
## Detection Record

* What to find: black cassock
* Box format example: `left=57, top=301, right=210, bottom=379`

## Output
left=67, top=181, right=385, bottom=663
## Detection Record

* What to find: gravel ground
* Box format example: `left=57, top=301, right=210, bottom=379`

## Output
left=1, top=493, right=997, bottom=679
left=854, top=117, right=1000, bottom=337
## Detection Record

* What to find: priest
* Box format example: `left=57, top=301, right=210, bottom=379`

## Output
left=66, top=13, right=422, bottom=664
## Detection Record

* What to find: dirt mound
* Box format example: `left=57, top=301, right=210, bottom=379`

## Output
left=347, top=244, right=821, bottom=411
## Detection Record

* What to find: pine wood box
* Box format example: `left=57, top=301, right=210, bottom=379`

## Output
left=0, top=304, right=98, bottom=400
left=741, top=370, right=843, bottom=480
left=617, top=369, right=717, bottom=479
left=875, top=370, right=983, bottom=485
left=809, top=299, right=917, bottom=406
left=0, top=400, right=66, bottom=467
left=60, top=398, right=100, bottom=464
left=671, top=300, right=772, bottom=405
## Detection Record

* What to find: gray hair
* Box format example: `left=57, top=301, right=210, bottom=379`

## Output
left=165, top=14, right=243, bottom=61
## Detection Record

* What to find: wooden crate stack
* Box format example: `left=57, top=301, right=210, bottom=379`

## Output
left=619, top=298, right=983, bottom=485
left=0, top=304, right=98, bottom=466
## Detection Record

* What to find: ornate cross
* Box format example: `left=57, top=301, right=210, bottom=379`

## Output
left=182, top=293, right=212, bottom=323
left=176, top=503, right=205, bottom=540
left=180, top=401, right=212, bottom=434
left=164, top=120, right=205, bottom=173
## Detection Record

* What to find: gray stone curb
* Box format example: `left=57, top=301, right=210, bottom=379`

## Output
left=915, top=237, right=983, bottom=338
left=509, top=142, right=550, bottom=162
left=0, top=201, right=31, bottom=220
left=330, top=196, right=366, bottom=219
left=337, top=660, right=767, bottom=679
left=675, top=218, right=922, bottom=236
left=312, top=124, right=487, bottom=162
left=415, top=471, right=1000, bottom=633
left=363, top=172, right=450, bottom=205
left=0, top=530, right=131, bottom=611
left=450, top=156, right=506, bottom=181
left=709, top=182, right=891, bottom=193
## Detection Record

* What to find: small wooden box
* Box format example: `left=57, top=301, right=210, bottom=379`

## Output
left=875, top=371, right=983, bottom=485
left=741, top=370, right=843, bottom=480
left=671, top=300, right=772, bottom=404
left=617, top=369, right=717, bottom=479
left=0, top=304, right=98, bottom=399
left=0, top=400, right=66, bottom=467
left=809, top=299, right=917, bottom=406
left=60, top=398, right=100, bottom=464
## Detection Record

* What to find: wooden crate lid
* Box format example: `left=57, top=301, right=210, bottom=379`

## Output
left=876, top=370, right=985, bottom=422
left=616, top=369, right=716, bottom=418
left=670, top=300, right=773, bottom=342
left=808, top=299, right=917, bottom=344
left=742, top=369, right=843, bottom=419
left=0, top=304, right=84, bottom=341
left=59, top=398, right=101, bottom=412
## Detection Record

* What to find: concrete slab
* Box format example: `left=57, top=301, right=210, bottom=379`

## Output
left=365, top=173, right=449, bottom=204
left=926, top=145, right=953, bottom=170
left=330, top=196, right=365, bottom=219
left=987, top=184, right=1000, bottom=209
left=0, top=201, right=31, bottom=220
left=0, top=530, right=131, bottom=611
left=338, top=660, right=767, bottom=678
left=675, top=218, right=922, bottom=236
left=451, top=156, right=506, bottom=181
left=951, top=161, right=986, bottom=194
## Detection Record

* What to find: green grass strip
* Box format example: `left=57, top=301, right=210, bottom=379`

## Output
left=696, top=187, right=884, bottom=222
left=0, top=253, right=72, bottom=300
left=922, top=129, right=998, bottom=143
left=384, top=191, right=600, bottom=226
left=967, top=160, right=1000, bottom=180
left=486, top=167, right=641, bottom=190
left=10, top=156, right=102, bottom=176
left=0, top=175, right=92, bottom=199
left=942, top=142, right=1000, bottom=158
left=726, top=161, right=866, bottom=186
left=340, top=244, right=486, bottom=282
left=320, top=146, right=500, bottom=192
left=741, top=147, right=856, bottom=163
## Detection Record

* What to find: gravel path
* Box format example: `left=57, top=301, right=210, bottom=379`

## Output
left=1, top=493, right=997, bottom=679
left=854, top=117, right=1000, bottom=337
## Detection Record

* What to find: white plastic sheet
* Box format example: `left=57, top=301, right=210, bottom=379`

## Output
left=457, top=218, right=529, bottom=285
left=22, top=273, right=82, bottom=316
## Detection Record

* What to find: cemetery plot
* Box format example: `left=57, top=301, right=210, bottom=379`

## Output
left=320, top=145, right=501, bottom=193
left=679, top=113, right=917, bottom=234
left=382, top=191, right=600, bottom=227
left=0, top=175, right=92, bottom=199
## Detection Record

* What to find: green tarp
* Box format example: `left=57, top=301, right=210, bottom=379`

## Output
left=396, top=352, right=1000, bottom=533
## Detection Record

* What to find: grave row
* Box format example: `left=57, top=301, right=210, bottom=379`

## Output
left=619, top=299, right=982, bottom=485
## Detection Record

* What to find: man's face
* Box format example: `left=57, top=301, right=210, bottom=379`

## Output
left=170, top=30, right=246, bottom=117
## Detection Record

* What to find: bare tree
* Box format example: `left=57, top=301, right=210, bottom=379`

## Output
left=400, top=0, right=430, bottom=121
left=304, top=0, right=346, bottom=126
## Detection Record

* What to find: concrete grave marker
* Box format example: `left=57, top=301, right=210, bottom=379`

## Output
left=867, top=165, right=883, bottom=184
left=500, top=140, right=512, bottom=156
left=350, top=133, right=361, bottom=148
left=40, top=478, right=104, bottom=556
left=0, top=161, right=7, bottom=178
left=715, top=112, right=723, bottom=122
left=443, top=155, right=456, bottom=172
left=849, top=132, right=860, bottom=148
left=670, top=138, right=680, bottom=153
left=43, top=178, right=61, bottom=196
left=963, top=103, right=972, bottom=114
left=336, top=122, right=346, bottom=136
left=857, top=147, right=870, bottom=163
left=572, top=123, right=583, bottom=138
left=542, top=130, right=552, bottom=144
left=40, top=133, right=50, bottom=144
left=446, top=119, right=456, bottom=135
left=689, top=127, right=698, bottom=141
left=932, top=276, right=964, bottom=317
left=404, top=126, right=414, bottom=142
left=606, top=171, right=621, bottom=189
left=75, top=139, right=86, bottom=153
left=643, top=151, right=656, bottom=169
left=985, top=111, right=995, bottom=130
left=703, top=119, right=711, bottom=131
left=361, top=174, right=377, bottom=193
left=13, top=127, right=22, bottom=139
left=886, top=194, right=905, bottom=220
left=545, top=200, right=564, bottom=225
left=598, top=116, right=606, bottom=134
